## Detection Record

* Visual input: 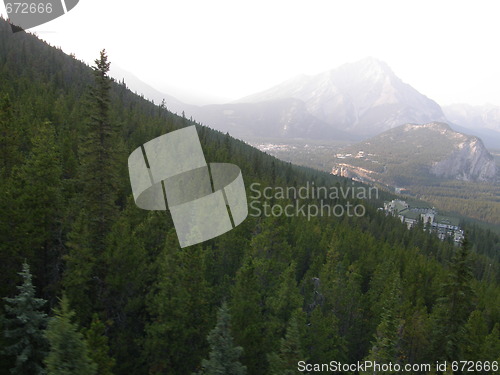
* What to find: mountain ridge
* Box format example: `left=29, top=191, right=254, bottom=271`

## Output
left=235, top=57, right=447, bottom=137
left=106, top=58, right=500, bottom=148
left=331, top=122, right=497, bottom=184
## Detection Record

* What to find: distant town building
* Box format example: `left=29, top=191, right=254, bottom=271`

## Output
left=395, top=187, right=412, bottom=195
left=383, top=199, right=464, bottom=244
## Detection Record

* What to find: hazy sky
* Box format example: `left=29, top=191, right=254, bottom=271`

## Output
left=2, top=0, right=500, bottom=106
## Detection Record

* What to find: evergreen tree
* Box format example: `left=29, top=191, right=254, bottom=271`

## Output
left=84, top=314, right=115, bottom=375
left=63, top=49, right=120, bottom=323
left=0, top=121, right=62, bottom=300
left=230, top=256, right=270, bottom=375
left=318, top=237, right=366, bottom=359
left=11, top=121, right=63, bottom=296
left=482, top=324, right=500, bottom=374
left=0, top=94, right=21, bottom=177
left=0, top=312, right=11, bottom=374
left=363, top=273, right=404, bottom=374
left=44, top=296, right=97, bottom=375
left=2, top=262, right=48, bottom=375
left=267, top=262, right=303, bottom=339
left=303, top=307, right=346, bottom=373
left=462, top=310, right=488, bottom=361
left=100, top=204, right=148, bottom=374
left=145, top=230, right=213, bottom=375
left=78, top=48, right=119, bottom=250
left=194, top=302, right=246, bottom=375
left=431, top=235, right=475, bottom=361
left=268, top=310, right=307, bottom=375
left=401, top=302, right=431, bottom=365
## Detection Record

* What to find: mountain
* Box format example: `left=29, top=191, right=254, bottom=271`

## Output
left=111, top=59, right=500, bottom=149
left=443, top=103, right=500, bottom=132
left=332, top=122, right=497, bottom=184
left=112, top=58, right=500, bottom=149
left=184, top=58, right=446, bottom=141
left=443, top=104, right=500, bottom=149
left=187, top=98, right=355, bottom=140
left=238, top=57, right=446, bottom=137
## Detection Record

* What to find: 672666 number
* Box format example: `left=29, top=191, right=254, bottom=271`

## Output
left=5, top=2, right=53, bottom=14
left=451, top=361, right=499, bottom=372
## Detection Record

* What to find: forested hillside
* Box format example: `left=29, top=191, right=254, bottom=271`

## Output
left=0, top=19, right=499, bottom=375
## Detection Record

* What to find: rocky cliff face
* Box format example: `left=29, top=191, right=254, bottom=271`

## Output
left=430, top=137, right=497, bottom=181
left=330, top=122, right=497, bottom=184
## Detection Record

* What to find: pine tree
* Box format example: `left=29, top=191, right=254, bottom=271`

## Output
left=303, top=307, right=346, bottom=371
left=100, top=204, right=148, bottom=374
left=267, top=262, right=303, bottom=340
left=462, top=310, right=488, bottom=361
left=2, top=262, right=48, bottom=375
left=230, top=256, right=270, bottom=375
left=401, top=302, right=432, bottom=365
left=269, top=263, right=302, bottom=323
left=318, top=237, right=365, bottom=359
left=11, top=121, right=63, bottom=295
left=431, top=235, right=475, bottom=361
left=84, top=314, right=115, bottom=375
left=268, top=310, right=307, bottom=375
left=44, top=296, right=97, bottom=375
left=363, top=273, right=404, bottom=374
left=145, top=230, right=213, bottom=374
left=0, top=121, right=62, bottom=300
left=194, top=302, right=246, bottom=375
left=0, top=94, right=21, bottom=177
left=482, top=323, right=500, bottom=374
left=63, top=49, right=120, bottom=323
left=78, top=48, right=119, bottom=249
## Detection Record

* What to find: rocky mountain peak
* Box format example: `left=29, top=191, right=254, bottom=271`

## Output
left=334, top=57, right=395, bottom=83
left=236, top=58, right=446, bottom=138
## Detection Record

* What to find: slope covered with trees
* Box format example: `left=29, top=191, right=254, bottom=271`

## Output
left=0, top=19, right=499, bottom=374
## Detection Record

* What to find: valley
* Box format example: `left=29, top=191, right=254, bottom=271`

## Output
left=248, top=138, right=348, bottom=172
left=170, top=56, right=500, bottom=230
left=253, top=131, right=500, bottom=227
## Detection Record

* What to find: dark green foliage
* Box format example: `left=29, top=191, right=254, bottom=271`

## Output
left=268, top=310, right=307, bottom=375
left=77, top=48, right=120, bottom=250
left=268, top=262, right=303, bottom=338
left=11, top=122, right=63, bottom=300
left=0, top=94, right=22, bottom=177
left=230, top=256, right=270, bottom=375
left=482, top=324, right=500, bottom=372
left=144, top=231, right=213, bottom=375
left=99, top=205, right=148, bottom=374
left=63, top=49, right=121, bottom=324
left=194, top=302, right=246, bottom=375
left=2, top=263, right=48, bottom=375
left=431, top=236, right=476, bottom=360
left=303, top=302, right=346, bottom=372
left=364, top=273, right=404, bottom=373
left=84, top=315, right=115, bottom=375
left=79, top=49, right=120, bottom=236
left=44, top=296, right=97, bottom=375
left=0, top=121, right=63, bottom=302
